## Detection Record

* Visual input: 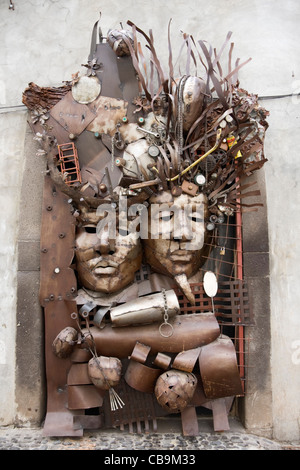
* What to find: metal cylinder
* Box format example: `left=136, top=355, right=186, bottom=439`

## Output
left=110, top=290, right=180, bottom=327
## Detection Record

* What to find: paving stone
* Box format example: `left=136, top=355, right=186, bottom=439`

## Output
left=0, top=426, right=294, bottom=451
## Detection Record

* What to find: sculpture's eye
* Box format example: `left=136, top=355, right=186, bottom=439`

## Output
left=84, top=226, right=97, bottom=233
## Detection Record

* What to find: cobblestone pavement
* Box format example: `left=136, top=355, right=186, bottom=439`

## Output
left=0, top=421, right=298, bottom=452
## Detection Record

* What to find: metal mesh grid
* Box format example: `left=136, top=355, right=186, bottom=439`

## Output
left=57, top=142, right=82, bottom=186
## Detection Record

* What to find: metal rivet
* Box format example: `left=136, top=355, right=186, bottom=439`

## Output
left=46, top=205, right=52, bottom=211
left=54, top=267, right=60, bottom=274
left=41, top=248, right=48, bottom=253
left=59, top=233, right=65, bottom=239
left=99, top=183, right=107, bottom=193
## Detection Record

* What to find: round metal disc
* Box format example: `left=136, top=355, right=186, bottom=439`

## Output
left=72, top=75, right=101, bottom=104
left=148, top=144, right=160, bottom=158
left=203, top=271, right=218, bottom=298
left=194, top=173, right=206, bottom=186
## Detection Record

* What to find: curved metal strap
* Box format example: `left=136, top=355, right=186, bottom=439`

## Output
left=89, top=15, right=103, bottom=61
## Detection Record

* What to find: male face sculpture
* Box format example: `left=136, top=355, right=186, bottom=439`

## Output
left=75, top=210, right=142, bottom=294
left=143, top=190, right=209, bottom=304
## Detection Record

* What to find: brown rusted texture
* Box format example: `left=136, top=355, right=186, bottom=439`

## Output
left=125, top=360, right=162, bottom=393
left=22, top=82, right=71, bottom=111
left=172, top=347, right=201, bottom=373
left=129, top=341, right=151, bottom=364
left=181, top=406, right=199, bottom=436
left=155, top=370, right=198, bottom=413
left=39, top=175, right=77, bottom=306
left=80, top=314, right=220, bottom=358
left=199, top=336, right=244, bottom=399
left=50, top=91, right=97, bottom=136
left=43, top=300, right=82, bottom=437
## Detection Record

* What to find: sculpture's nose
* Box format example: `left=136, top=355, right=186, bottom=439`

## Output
left=172, top=211, right=192, bottom=242
left=94, top=228, right=115, bottom=255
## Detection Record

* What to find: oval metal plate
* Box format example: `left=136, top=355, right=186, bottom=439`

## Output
left=203, top=271, right=218, bottom=298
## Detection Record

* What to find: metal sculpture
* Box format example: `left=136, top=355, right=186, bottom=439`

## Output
left=22, top=16, right=268, bottom=437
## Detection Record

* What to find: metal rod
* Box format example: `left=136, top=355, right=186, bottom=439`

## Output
left=167, top=128, right=222, bottom=182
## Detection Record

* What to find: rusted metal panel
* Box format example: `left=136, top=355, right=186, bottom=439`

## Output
left=68, top=385, right=105, bottom=410
left=43, top=300, right=82, bottom=437
left=50, top=91, right=96, bottom=137
left=129, top=341, right=151, bottom=364
left=39, top=175, right=77, bottom=306
left=67, top=363, right=92, bottom=385
left=181, top=406, right=199, bottom=436
left=22, top=82, right=71, bottom=111
left=199, top=336, right=244, bottom=399
left=125, top=360, right=162, bottom=393
left=210, top=398, right=230, bottom=432
left=172, top=347, right=201, bottom=373
left=81, top=314, right=220, bottom=358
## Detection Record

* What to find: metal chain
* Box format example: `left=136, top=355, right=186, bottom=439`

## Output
left=159, top=288, right=174, bottom=338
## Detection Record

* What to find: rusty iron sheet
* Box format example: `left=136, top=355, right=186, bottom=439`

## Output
left=116, top=54, right=141, bottom=122
left=50, top=91, right=96, bottom=136
left=74, top=130, right=122, bottom=189
left=81, top=313, right=220, bottom=358
left=153, top=352, right=172, bottom=370
left=43, top=300, right=82, bottom=437
left=172, top=347, right=201, bottom=373
left=87, top=96, right=127, bottom=136
left=181, top=406, right=199, bottom=436
left=43, top=411, right=83, bottom=437
left=22, top=82, right=71, bottom=111
left=67, top=363, right=92, bottom=385
left=93, top=43, right=124, bottom=99
left=199, top=336, right=243, bottom=399
left=129, top=341, right=151, bottom=364
left=125, top=360, right=162, bottom=393
left=73, top=414, right=103, bottom=431
left=70, top=348, right=92, bottom=363
left=39, top=176, right=77, bottom=306
left=190, top=373, right=208, bottom=407
left=210, top=398, right=230, bottom=432
left=68, top=384, right=106, bottom=410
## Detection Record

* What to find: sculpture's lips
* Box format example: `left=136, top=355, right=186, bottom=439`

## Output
left=170, top=250, right=193, bottom=262
left=87, top=256, right=118, bottom=273
left=94, top=266, right=116, bottom=275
